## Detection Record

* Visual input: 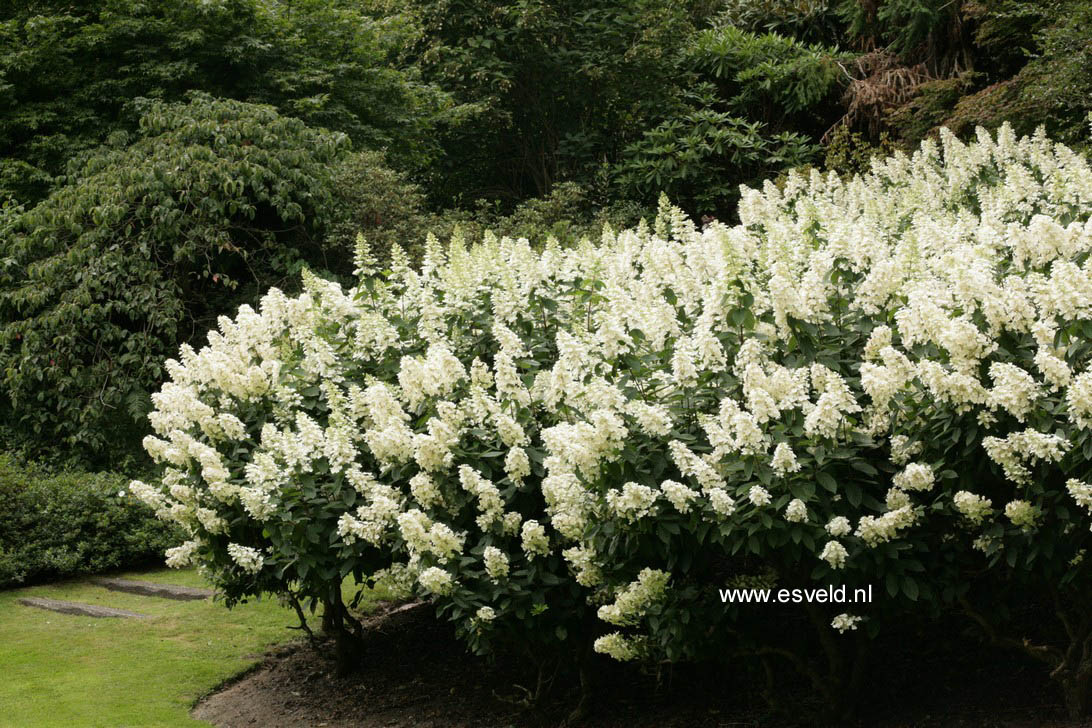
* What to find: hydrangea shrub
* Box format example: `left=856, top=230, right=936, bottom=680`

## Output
left=136, top=125, right=1092, bottom=715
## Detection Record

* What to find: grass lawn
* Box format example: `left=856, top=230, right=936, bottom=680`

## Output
left=0, top=567, right=348, bottom=727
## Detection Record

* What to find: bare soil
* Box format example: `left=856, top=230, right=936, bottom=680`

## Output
left=192, top=604, right=1089, bottom=728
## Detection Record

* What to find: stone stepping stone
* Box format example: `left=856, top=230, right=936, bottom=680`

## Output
left=90, top=577, right=214, bottom=601
left=18, top=597, right=148, bottom=618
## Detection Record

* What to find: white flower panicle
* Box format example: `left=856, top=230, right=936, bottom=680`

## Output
left=165, top=540, right=199, bottom=568
left=521, top=520, right=551, bottom=559
left=820, top=540, right=848, bottom=569
left=607, top=482, right=659, bottom=522
left=1004, top=499, right=1040, bottom=530
left=825, top=516, right=852, bottom=537
left=771, top=443, right=801, bottom=475
left=856, top=506, right=917, bottom=547
left=594, top=632, right=641, bottom=661
left=748, top=485, right=772, bottom=508
left=226, top=543, right=264, bottom=574
left=482, top=546, right=510, bottom=582
left=1066, top=479, right=1092, bottom=516
left=892, top=463, right=935, bottom=492
left=418, top=566, right=455, bottom=595
left=831, top=613, right=863, bottom=634
left=784, top=498, right=808, bottom=523
left=953, top=491, right=993, bottom=525
left=661, top=479, right=699, bottom=514
left=597, top=569, right=670, bottom=626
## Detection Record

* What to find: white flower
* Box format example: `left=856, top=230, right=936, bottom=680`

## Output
left=748, top=485, right=772, bottom=507
left=885, top=488, right=911, bottom=510
left=594, top=632, right=640, bottom=661
left=606, top=482, right=658, bottom=522
left=418, top=566, right=455, bottom=595
left=825, top=516, right=852, bottom=537
left=483, top=546, right=510, bottom=582
left=892, top=463, right=935, bottom=492
left=627, top=401, right=673, bottom=437
left=1034, top=348, right=1071, bottom=390
left=784, top=498, right=808, bottom=523
left=409, top=472, right=443, bottom=508
left=661, top=479, right=699, bottom=514
left=953, top=491, right=992, bottom=524
left=831, top=613, right=863, bottom=633
left=504, top=446, right=531, bottom=483
left=459, top=465, right=504, bottom=530
left=495, top=413, right=529, bottom=448
left=771, top=443, right=801, bottom=475
left=165, top=540, right=199, bottom=568
left=983, top=430, right=1070, bottom=484
left=597, top=569, right=670, bottom=626
left=820, top=541, right=848, bottom=569
left=476, top=606, right=496, bottom=622
left=520, top=520, right=550, bottom=559
left=562, top=546, right=603, bottom=587
left=239, top=487, right=275, bottom=521
left=1067, top=370, right=1092, bottom=430
left=1066, top=479, right=1092, bottom=515
left=427, top=523, right=465, bottom=562
left=856, top=506, right=916, bottom=547
left=501, top=511, right=523, bottom=536
left=226, top=543, right=264, bottom=574
left=708, top=487, right=737, bottom=517
left=1004, top=499, right=1039, bottom=530
left=889, top=435, right=922, bottom=466
left=671, top=336, right=698, bottom=386
left=986, top=362, right=1040, bottom=422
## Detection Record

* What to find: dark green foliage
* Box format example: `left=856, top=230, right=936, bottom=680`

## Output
left=886, top=75, right=975, bottom=143
left=997, top=3, right=1092, bottom=145
left=0, top=0, right=443, bottom=205
left=687, top=24, right=849, bottom=121
left=0, top=95, right=350, bottom=464
left=840, top=0, right=1092, bottom=150
left=615, top=92, right=820, bottom=218
left=326, top=150, right=432, bottom=264
left=713, top=0, right=845, bottom=45
left=822, top=125, right=901, bottom=176
left=407, top=0, right=699, bottom=203
left=0, top=454, right=177, bottom=588
left=836, top=0, right=976, bottom=75
left=328, top=156, right=645, bottom=263
left=426, top=181, right=649, bottom=247
left=611, top=22, right=851, bottom=216
left=881, top=1, right=1092, bottom=147
left=407, top=0, right=853, bottom=216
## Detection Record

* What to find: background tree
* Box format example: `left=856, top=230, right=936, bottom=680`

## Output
left=404, top=0, right=701, bottom=204
left=0, top=95, right=351, bottom=465
left=0, top=0, right=447, bottom=205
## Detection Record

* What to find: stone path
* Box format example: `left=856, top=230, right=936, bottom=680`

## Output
left=91, top=577, right=213, bottom=601
left=17, top=577, right=215, bottom=619
left=18, top=597, right=149, bottom=618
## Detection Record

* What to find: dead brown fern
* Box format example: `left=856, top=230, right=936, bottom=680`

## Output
left=824, top=50, right=933, bottom=142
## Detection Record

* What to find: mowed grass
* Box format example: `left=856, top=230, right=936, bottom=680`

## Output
left=0, top=567, right=356, bottom=727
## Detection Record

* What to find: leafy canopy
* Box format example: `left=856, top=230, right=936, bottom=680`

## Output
left=0, top=94, right=351, bottom=465
left=0, top=0, right=445, bottom=204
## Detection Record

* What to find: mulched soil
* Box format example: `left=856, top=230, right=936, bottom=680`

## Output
left=192, top=603, right=1089, bottom=728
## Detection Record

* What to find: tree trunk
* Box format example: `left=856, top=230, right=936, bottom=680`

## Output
left=1059, top=667, right=1091, bottom=720
left=321, top=582, right=361, bottom=676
